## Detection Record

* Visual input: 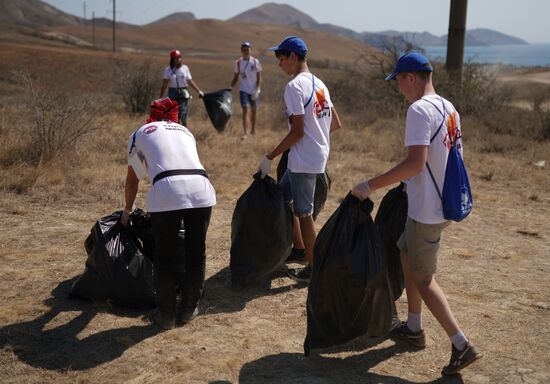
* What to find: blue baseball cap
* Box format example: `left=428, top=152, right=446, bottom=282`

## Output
left=268, top=36, right=308, bottom=56
left=385, top=51, right=433, bottom=80
left=241, top=41, right=251, bottom=48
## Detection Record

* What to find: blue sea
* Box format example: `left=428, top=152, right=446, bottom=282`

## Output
left=422, top=43, right=550, bottom=67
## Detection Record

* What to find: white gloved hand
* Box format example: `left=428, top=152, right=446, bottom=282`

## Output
left=121, top=208, right=132, bottom=228
left=198, top=90, right=204, bottom=98
left=258, top=156, right=272, bottom=179
left=351, top=180, right=372, bottom=201
left=251, top=88, right=261, bottom=101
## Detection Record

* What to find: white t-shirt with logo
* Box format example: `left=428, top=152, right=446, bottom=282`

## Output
left=233, top=57, right=261, bottom=94
left=127, top=120, right=216, bottom=212
left=405, top=94, right=463, bottom=224
left=163, top=65, right=192, bottom=88
left=284, top=72, right=333, bottom=174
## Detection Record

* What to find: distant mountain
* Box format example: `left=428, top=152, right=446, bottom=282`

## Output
left=0, top=0, right=134, bottom=28
left=147, top=12, right=195, bottom=26
left=465, top=28, right=528, bottom=46
left=0, top=0, right=81, bottom=26
left=229, top=2, right=409, bottom=49
left=229, top=2, right=528, bottom=48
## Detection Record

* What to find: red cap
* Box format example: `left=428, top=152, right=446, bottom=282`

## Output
left=170, top=49, right=181, bottom=59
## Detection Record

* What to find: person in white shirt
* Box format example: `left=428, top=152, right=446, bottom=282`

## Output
left=257, top=36, right=341, bottom=283
left=121, top=97, right=216, bottom=330
left=230, top=42, right=262, bottom=135
left=159, top=49, right=204, bottom=127
left=351, top=52, right=481, bottom=376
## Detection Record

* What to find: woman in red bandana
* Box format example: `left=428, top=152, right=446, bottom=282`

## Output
left=122, top=98, right=216, bottom=329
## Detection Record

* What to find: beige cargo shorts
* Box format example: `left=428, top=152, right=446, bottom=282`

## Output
left=396, top=217, right=450, bottom=275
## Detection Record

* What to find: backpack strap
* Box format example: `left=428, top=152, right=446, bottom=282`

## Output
left=423, top=97, right=448, bottom=201
left=304, top=74, right=315, bottom=109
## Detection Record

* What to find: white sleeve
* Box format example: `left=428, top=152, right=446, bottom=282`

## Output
left=233, top=59, right=239, bottom=74
left=284, top=82, right=305, bottom=117
left=162, top=67, right=170, bottom=80
left=127, top=132, right=146, bottom=180
left=185, top=66, right=192, bottom=80
left=256, top=58, right=262, bottom=72
left=404, top=103, right=431, bottom=147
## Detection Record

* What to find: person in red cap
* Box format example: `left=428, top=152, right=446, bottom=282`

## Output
left=122, top=97, right=216, bottom=330
left=159, top=49, right=204, bottom=127
left=230, top=41, right=262, bottom=135
left=352, top=51, right=481, bottom=375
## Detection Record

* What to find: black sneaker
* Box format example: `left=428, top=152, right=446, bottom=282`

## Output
left=285, top=248, right=308, bottom=265
left=176, top=306, right=199, bottom=326
left=389, top=321, right=426, bottom=349
left=442, top=342, right=482, bottom=376
left=287, top=266, right=311, bottom=284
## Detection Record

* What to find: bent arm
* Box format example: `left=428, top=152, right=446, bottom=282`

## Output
left=230, top=73, right=239, bottom=88
left=188, top=79, right=201, bottom=94
left=124, top=166, right=140, bottom=212
left=266, top=114, right=305, bottom=160
left=367, top=145, right=428, bottom=191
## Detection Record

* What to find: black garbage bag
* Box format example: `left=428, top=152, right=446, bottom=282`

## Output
left=304, top=194, right=394, bottom=356
left=230, top=173, right=293, bottom=287
left=70, top=210, right=156, bottom=309
left=276, top=149, right=331, bottom=221
left=203, top=88, right=232, bottom=132
left=374, top=182, right=407, bottom=300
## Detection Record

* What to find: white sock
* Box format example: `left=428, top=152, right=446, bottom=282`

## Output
left=451, top=331, right=468, bottom=351
left=406, top=312, right=423, bottom=333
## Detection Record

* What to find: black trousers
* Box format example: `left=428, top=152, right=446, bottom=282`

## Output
left=150, top=206, right=212, bottom=317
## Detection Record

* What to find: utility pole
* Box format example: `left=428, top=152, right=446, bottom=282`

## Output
left=446, top=0, right=468, bottom=82
left=112, top=0, right=116, bottom=52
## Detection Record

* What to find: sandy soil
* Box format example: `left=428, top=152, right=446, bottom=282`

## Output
left=1, top=117, right=549, bottom=384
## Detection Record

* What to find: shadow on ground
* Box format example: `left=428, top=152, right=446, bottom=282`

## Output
left=239, top=347, right=465, bottom=384
left=201, top=266, right=306, bottom=315
left=0, top=277, right=161, bottom=371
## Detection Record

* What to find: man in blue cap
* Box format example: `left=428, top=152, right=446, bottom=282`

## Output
left=257, top=36, right=341, bottom=283
left=351, top=51, right=481, bottom=375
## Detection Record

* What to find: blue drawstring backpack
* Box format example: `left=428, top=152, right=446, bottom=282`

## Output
left=424, top=98, right=473, bottom=222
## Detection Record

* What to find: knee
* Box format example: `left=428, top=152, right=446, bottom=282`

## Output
left=411, top=272, right=434, bottom=290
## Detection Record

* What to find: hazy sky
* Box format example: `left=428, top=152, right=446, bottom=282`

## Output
left=43, top=0, right=550, bottom=43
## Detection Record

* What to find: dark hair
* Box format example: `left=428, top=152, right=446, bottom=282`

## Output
left=169, top=57, right=182, bottom=69
left=413, top=71, right=432, bottom=80
left=275, top=49, right=306, bottom=61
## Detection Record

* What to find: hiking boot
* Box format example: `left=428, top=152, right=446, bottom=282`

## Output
left=389, top=321, right=426, bottom=349
left=442, top=342, right=482, bottom=376
left=287, top=266, right=311, bottom=284
left=176, top=306, right=199, bottom=327
left=150, top=309, right=175, bottom=330
left=285, top=248, right=308, bottom=265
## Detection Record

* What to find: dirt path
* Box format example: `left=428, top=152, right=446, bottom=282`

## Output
left=1, top=125, right=549, bottom=384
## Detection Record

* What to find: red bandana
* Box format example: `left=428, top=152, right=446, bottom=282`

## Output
left=146, top=98, right=179, bottom=124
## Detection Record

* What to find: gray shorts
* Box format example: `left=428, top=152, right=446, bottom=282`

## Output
left=396, top=217, right=450, bottom=275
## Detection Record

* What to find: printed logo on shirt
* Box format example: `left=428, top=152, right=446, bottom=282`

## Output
left=442, top=111, right=462, bottom=150
left=144, top=125, right=157, bottom=134
left=313, top=88, right=330, bottom=118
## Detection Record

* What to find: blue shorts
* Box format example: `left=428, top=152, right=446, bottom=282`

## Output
left=239, top=91, right=258, bottom=110
left=279, top=170, right=317, bottom=217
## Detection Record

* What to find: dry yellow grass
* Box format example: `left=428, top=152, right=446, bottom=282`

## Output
left=1, top=36, right=550, bottom=384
